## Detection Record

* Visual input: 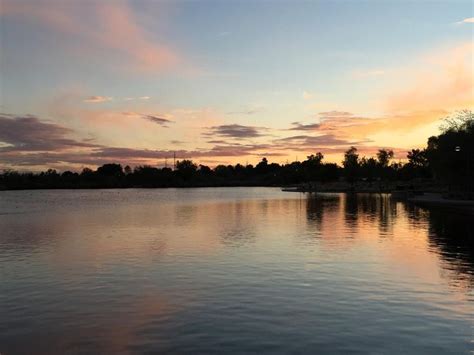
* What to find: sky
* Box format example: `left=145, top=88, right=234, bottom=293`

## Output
left=0, top=0, right=473, bottom=171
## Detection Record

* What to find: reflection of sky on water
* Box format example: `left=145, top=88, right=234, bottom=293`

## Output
left=0, top=188, right=472, bottom=354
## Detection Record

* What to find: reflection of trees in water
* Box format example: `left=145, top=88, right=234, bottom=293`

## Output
left=305, top=193, right=340, bottom=226
left=400, top=201, right=430, bottom=224
left=305, top=193, right=474, bottom=287
left=343, top=193, right=359, bottom=230
left=304, top=193, right=399, bottom=236
left=342, top=193, right=398, bottom=235
left=427, top=208, right=473, bottom=287
left=405, top=203, right=474, bottom=287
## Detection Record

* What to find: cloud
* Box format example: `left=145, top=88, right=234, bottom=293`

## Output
left=122, top=112, right=172, bottom=126
left=456, top=17, right=474, bottom=24
left=385, top=43, right=473, bottom=113
left=2, top=41, right=472, bottom=169
left=319, top=111, right=354, bottom=117
left=0, top=115, right=278, bottom=168
left=123, top=96, right=151, bottom=101
left=302, top=91, right=313, bottom=100
left=122, top=96, right=151, bottom=101
left=204, top=124, right=268, bottom=139
left=1, top=0, right=180, bottom=72
left=0, top=113, right=407, bottom=170
left=276, top=134, right=357, bottom=145
left=289, top=122, right=321, bottom=131
left=313, top=111, right=439, bottom=141
left=170, top=140, right=184, bottom=145
left=308, top=42, right=474, bottom=147
left=269, top=133, right=400, bottom=159
left=143, top=115, right=171, bottom=126
left=83, top=96, right=113, bottom=103
left=0, top=114, right=99, bottom=153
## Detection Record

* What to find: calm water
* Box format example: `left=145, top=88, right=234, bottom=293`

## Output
left=0, top=188, right=473, bottom=354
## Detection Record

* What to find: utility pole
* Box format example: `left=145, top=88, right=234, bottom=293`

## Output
left=173, top=152, right=176, bottom=170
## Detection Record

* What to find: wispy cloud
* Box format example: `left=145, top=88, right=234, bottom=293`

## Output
left=302, top=91, right=313, bottom=100
left=289, top=122, right=321, bottom=131
left=122, top=112, right=172, bottom=127
left=83, top=96, right=113, bottom=103
left=319, top=111, right=354, bottom=117
left=143, top=115, right=171, bottom=126
left=456, top=17, right=474, bottom=24
left=1, top=0, right=181, bottom=72
left=123, top=96, right=151, bottom=101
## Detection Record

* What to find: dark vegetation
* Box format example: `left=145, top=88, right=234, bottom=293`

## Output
left=1, top=111, right=472, bottom=193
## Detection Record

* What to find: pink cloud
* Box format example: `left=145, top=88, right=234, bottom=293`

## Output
left=1, top=0, right=180, bottom=72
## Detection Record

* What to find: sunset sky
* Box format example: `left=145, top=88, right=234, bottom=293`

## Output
left=0, top=0, right=473, bottom=171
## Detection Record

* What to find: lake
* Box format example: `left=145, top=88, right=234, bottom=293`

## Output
left=0, top=188, right=473, bottom=354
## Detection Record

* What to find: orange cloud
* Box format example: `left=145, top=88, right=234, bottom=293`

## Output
left=386, top=42, right=473, bottom=114
left=1, top=0, right=180, bottom=72
left=309, top=42, right=474, bottom=148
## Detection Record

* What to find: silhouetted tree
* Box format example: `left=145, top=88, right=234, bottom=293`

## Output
left=407, top=149, right=428, bottom=168
left=256, top=157, right=269, bottom=174
left=426, top=110, right=473, bottom=191
left=97, top=164, right=123, bottom=177
left=376, top=149, right=394, bottom=168
left=198, top=165, right=212, bottom=175
left=176, top=159, right=197, bottom=181
left=343, top=147, right=359, bottom=186
left=360, top=157, right=378, bottom=182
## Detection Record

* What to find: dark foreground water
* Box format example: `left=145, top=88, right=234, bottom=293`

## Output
left=0, top=188, right=473, bottom=354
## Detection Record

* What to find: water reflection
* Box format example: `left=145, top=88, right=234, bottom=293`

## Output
left=303, top=193, right=474, bottom=289
left=0, top=189, right=473, bottom=354
left=424, top=208, right=473, bottom=289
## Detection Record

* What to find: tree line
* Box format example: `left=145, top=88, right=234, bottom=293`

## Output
left=1, top=111, right=472, bottom=191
